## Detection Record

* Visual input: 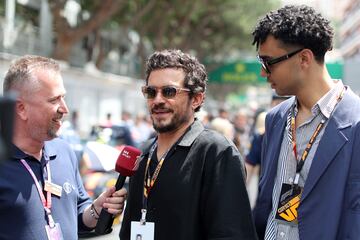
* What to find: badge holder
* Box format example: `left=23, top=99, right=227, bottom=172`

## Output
left=275, top=173, right=303, bottom=225
left=131, top=209, right=155, bottom=240
left=45, top=209, right=64, bottom=240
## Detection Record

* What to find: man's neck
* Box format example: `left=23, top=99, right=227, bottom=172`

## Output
left=296, top=69, right=334, bottom=126
left=296, top=72, right=335, bottom=112
left=13, top=135, right=43, bottom=161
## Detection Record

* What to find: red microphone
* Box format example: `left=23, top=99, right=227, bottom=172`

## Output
left=95, top=145, right=141, bottom=234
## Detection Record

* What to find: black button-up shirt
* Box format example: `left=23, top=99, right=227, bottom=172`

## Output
left=120, top=120, right=257, bottom=240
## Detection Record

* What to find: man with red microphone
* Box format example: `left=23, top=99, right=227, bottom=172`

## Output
left=0, top=55, right=127, bottom=239
left=120, top=50, right=257, bottom=240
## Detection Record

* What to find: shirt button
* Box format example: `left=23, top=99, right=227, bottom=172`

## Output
left=280, top=232, right=285, bottom=238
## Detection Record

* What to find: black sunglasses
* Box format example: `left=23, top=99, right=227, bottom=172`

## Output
left=257, top=48, right=304, bottom=74
left=141, top=85, right=191, bottom=99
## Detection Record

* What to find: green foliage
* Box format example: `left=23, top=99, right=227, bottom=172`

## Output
left=117, top=0, right=281, bottom=62
left=0, top=2, right=4, bottom=16
left=72, top=0, right=280, bottom=61
left=1, top=0, right=280, bottom=76
left=0, top=1, right=39, bottom=26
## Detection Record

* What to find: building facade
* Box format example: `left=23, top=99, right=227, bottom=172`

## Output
left=340, top=0, right=360, bottom=94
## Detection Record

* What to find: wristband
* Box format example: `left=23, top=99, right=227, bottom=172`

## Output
left=90, top=204, right=99, bottom=220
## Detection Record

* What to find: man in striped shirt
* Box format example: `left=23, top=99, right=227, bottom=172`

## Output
left=252, top=5, right=360, bottom=240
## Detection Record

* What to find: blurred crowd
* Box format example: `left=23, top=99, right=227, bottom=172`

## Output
left=58, top=92, right=288, bottom=207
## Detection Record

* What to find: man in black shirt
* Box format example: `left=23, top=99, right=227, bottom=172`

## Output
left=120, top=49, right=257, bottom=240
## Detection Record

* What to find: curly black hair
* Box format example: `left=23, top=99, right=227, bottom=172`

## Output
left=252, top=5, right=334, bottom=63
left=145, top=49, right=208, bottom=112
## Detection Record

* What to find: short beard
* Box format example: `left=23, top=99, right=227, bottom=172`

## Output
left=47, top=124, right=60, bottom=139
left=153, top=120, right=180, bottom=133
left=152, top=102, right=192, bottom=133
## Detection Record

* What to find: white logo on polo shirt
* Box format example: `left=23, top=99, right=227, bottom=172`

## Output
left=63, top=182, right=74, bottom=194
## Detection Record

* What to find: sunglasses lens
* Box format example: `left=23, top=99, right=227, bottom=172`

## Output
left=162, top=87, right=177, bottom=98
left=142, top=86, right=187, bottom=99
left=142, top=86, right=157, bottom=99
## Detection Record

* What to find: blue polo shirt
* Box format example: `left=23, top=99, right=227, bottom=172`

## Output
left=0, top=138, right=92, bottom=240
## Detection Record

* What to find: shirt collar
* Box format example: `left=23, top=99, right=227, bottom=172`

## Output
left=315, top=80, right=344, bottom=118
left=141, top=119, right=204, bottom=155
left=177, top=119, right=204, bottom=147
left=11, top=141, right=57, bottom=162
left=43, top=141, right=58, bottom=161
left=11, top=144, right=29, bottom=160
left=293, top=79, right=344, bottom=119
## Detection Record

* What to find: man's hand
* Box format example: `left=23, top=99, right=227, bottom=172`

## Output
left=83, top=187, right=127, bottom=228
left=95, top=186, right=127, bottom=215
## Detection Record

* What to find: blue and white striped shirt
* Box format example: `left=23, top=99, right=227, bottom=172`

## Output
left=264, top=80, right=345, bottom=240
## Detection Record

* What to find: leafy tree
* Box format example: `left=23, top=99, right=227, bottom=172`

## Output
left=2, top=0, right=279, bottom=77
left=49, top=0, right=125, bottom=61
left=121, top=0, right=280, bottom=76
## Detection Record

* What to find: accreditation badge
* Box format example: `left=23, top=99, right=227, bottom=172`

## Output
left=131, top=221, right=154, bottom=240
left=45, top=223, right=64, bottom=240
left=44, top=180, right=63, bottom=197
left=275, top=183, right=303, bottom=225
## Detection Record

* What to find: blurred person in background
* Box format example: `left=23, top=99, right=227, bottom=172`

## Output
left=195, top=109, right=210, bottom=128
left=252, top=5, right=360, bottom=240
left=59, top=115, right=83, bottom=163
left=246, top=93, right=290, bottom=184
left=131, top=113, right=155, bottom=147
left=270, top=92, right=291, bottom=108
left=70, top=110, right=79, bottom=132
left=104, top=112, right=113, bottom=128
left=121, top=110, right=134, bottom=128
left=120, top=49, right=257, bottom=240
left=245, top=111, right=266, bottom=184
left=245, top=110, right=266, bottom=209
left=210, top=117, right=235, bottom=141
left=218, top=107, right=230, bottom=119
left=233, top=109, right=251, bottom=156
left=0, top=55, right=127, bottom=240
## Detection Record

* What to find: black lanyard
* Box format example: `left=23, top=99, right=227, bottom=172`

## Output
left=143, top=143, right=170, bottom=199
left=290, top=113, right=326, bottom=185
left=140, top=142, right=171, bottom=224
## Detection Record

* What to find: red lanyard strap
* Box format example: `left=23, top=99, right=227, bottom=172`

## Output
left=20, top=159, right=51, bottom=208
left=20, top=159, right=55, bottom=227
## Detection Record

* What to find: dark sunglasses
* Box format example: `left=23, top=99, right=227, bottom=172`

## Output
left=257, top=48, right=304, bottom=74
left=141, top=85, right=191, bottom=99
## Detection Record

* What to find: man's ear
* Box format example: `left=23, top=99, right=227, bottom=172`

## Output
left=16, top=99, right=27, bottom=120
left=191, top=92, right=204, bottom=111
left=299, top=49, right=314, bottom=69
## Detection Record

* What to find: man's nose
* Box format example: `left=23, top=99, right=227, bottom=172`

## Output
left=59, top=97, right=69, bottom=114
